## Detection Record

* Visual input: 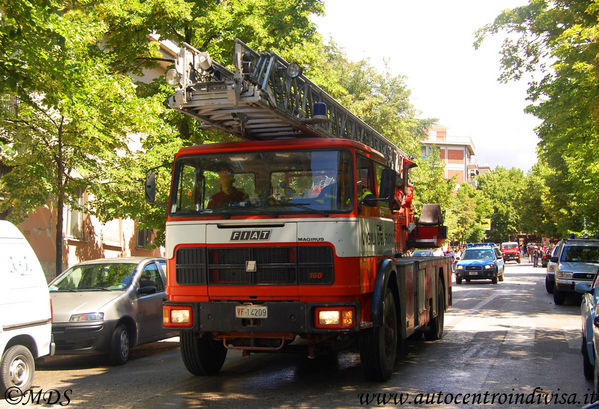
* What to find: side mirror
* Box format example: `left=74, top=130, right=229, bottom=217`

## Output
left=379, top=168, right=397, bottom=202
left=361, top=195, right=378, bottom=207
left=550, top=256, right=558, bottom=263
left=145, top=172, right=156, bottom=204
left=575, top=282, right=593, bottom=294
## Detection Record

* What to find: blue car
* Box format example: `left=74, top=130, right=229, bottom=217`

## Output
left=455, top=246, right=505, bottom=284
left=576, top=274, right=599, bottom=386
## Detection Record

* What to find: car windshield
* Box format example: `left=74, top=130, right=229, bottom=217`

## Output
left=503, top=243, right=518, bottom=249
left=50, top=263, right=138, bottom=292
left=560, top=245, right=599, bottom=263
left=413, top=250, right=433, bottom=257
left=169, top=149, right=353, bottom=217
left=462, top=249, right=495, bottom=260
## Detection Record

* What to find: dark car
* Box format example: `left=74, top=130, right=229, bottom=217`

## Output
left=48, top=257, right=176, bottom=364
left=576, top=273, right=599, bottom=390
left=455, top=246, right=505, bottom=284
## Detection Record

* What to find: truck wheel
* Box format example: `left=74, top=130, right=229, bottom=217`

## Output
left=109, top=324, right=131, bottom=365
left=424, top=283, right=445, bottom=341
left=553, top=289, right=565, bottom=305
left=180, top=331, right=227, bottom=376
left=359, top=288, right=398, bottom=381
left=0, top=345, right=35, bottom=394
left=545, top=276, right=554, bottom=294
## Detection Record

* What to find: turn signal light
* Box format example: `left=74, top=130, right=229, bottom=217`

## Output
left=315, top=307, right=355, bottom=329
left=163, top=305, right=193, bottom=327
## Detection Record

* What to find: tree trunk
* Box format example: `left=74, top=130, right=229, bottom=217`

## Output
left=55, top=193, right=63, bottom=277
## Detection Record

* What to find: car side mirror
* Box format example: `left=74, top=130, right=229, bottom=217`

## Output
left=550, top=256, right=558, bottom=263
left=379, top=168, right=397, bottom=201
left=575, top=282, right=593, bottom=294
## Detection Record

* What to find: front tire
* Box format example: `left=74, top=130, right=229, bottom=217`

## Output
left=0, top=345, right=35, bottom=394
left=180, top=331, right=227, bottom=376
left=110, top=324, right=131, bottom=365
left=553, top=289, right=565, bottom=305
left=359, top=288, right=398, bottom=381
left=545, top=275, right=554, bottom=294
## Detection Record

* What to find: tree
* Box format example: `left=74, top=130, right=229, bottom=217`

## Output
left=411, top=146, right=456, bottom=217
left=475, top=0, right=599, bottom=235
left=445, top=183, right=490, bottom=245
left=0, top=1, right=174, bottom=275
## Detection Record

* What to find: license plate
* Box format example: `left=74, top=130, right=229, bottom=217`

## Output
left=468, top=272, right=479, bottom=276
left=235, top=305, right=268, bottom=319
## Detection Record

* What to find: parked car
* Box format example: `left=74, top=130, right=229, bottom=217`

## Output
left=500, top=241, right=521, bottom=263
left=455, top=246, right=505, bottom=284
left=576, top=273, right=599, bottom=385
left=545, top=244, right=562, bottom=294
left=0, top=221, right=54, bottom=394
left=412, top=249, right=434, bottom=257
left=48, top=257, right=175, bottom=364
left=553, top=237, right=599, bottom=305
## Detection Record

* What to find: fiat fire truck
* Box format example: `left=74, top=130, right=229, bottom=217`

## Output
left=146, top=40, right=452, bottom=381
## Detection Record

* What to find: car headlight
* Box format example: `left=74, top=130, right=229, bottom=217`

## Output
left=456, top=265, right=464, bottom=270
left=484, top=264, right=495, bottom=270
left=557, top=271, right=572, bottom=279
left=69, top=312, right=104, bottom=322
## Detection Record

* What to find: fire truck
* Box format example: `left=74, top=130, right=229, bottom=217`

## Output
left=145, top=39, right=452, bottom=381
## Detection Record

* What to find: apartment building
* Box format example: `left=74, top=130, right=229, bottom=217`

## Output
left=421, top=125, right=489, bottom=186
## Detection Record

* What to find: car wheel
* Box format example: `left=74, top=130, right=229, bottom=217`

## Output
left=0, top=345, right=35, bottom=394
left=583, top=337, right=594, bottom=380
left=517, top=258, right=521, bottom=264
left=545, top=276, right=554, bottom=294
left=492, top=276, right=498, bottom=284
left=424, top=283, right=445, bottom=341
left=180, top=331, right=227, bottom=376
left=499, top=272, right=504, bottom=282
left=553, top=289, right=565, bottom=305
left=456, top=276, right=462, bottom=284
left=110, top=324, right=131, bottom=365
left=359, top=288, right=398, bottom=381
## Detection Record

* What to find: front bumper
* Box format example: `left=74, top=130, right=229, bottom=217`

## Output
left=52, top=320, right=119, bottom=354
left=165, top=301, right=361, bottom=334
left=456, top=268, right=497, bottom=280
left=502, top=253, right=520, bottom=260
left=555, top=279, right=593, bottom=295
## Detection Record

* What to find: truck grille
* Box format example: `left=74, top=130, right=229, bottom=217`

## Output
left=175, top=246, right=334, bottom=285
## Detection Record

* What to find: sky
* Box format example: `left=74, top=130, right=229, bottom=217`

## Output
left=313, top=0, right=541, bottom=172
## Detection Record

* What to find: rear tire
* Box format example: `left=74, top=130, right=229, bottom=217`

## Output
left=359, top=288, right=398, bottom=381
left=180, top=331, right=227, bottom=376
left=545, top=275, right=554, bottom=294
left=583, top=337, right=594, bottom=380
left=0, top=345, right=35, bottom=394
left=424, top=283, right=445, bottom=341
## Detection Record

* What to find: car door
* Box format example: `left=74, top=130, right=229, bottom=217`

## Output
left=588, top=274, right=599, bottom=363
left=135, top=261, right=167, bottom=343
left=494, top=248, right=504, bottom=274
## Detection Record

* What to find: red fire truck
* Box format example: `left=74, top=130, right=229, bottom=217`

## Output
left=146, top=40, right=452, bottom=381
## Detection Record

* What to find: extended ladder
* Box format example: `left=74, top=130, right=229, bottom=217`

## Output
left=168, top=39, right=408, bottom=168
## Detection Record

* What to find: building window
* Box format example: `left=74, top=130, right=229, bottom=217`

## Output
left=137, top=229, right=153, bottom=248
left=66, top=193, right=88, bottom=241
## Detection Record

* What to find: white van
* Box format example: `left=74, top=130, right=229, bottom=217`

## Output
left=0, top=221, right=53, bottom=393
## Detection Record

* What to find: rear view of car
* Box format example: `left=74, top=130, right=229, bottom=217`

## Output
left=0, top=221, right=53, bottom=394
left=500, top=242, right=520, bottom=263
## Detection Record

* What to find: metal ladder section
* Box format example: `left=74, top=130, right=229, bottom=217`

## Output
left=168, top=39, right=408, bottom=168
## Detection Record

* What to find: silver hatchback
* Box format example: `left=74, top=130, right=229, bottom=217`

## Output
left=48, top=257, right=176, bottom=364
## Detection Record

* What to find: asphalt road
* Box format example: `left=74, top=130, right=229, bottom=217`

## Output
left=2, top=261, right=593, bottom=408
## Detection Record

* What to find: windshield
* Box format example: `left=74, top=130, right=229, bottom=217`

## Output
left=50, top=263, right=138, bottom=291
left=560, top=245, right=599, bottom=263
left=502, top=243, right=518, bottom=249
left=462, top=249, right=495, bottom=260
left=169, top=149, right=353, bottom=216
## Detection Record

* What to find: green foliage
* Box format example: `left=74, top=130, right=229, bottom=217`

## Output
left=412, top=146, right=456, bottom=216
left=476, top=0, right=599, bottom=237
left=445, top=183, right=490, bottom=245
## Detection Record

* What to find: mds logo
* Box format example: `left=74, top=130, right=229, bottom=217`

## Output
left=230, top=230, right=271, bottom=241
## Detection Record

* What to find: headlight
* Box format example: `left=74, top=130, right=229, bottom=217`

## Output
left=69, top=312, right=104, bottom=322
left=484, top=264, right=495, bottom=270
left=456, top=265, right=464, bottom=270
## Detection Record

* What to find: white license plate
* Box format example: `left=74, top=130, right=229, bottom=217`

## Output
left=468, top=272, right=479, bottom=276
left=235, top=305, right=268, bottom=319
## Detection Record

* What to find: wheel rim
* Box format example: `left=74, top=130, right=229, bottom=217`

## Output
left=119, top=329, right=129, bottom=360
left=9, top=356, right=29, bottom=387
